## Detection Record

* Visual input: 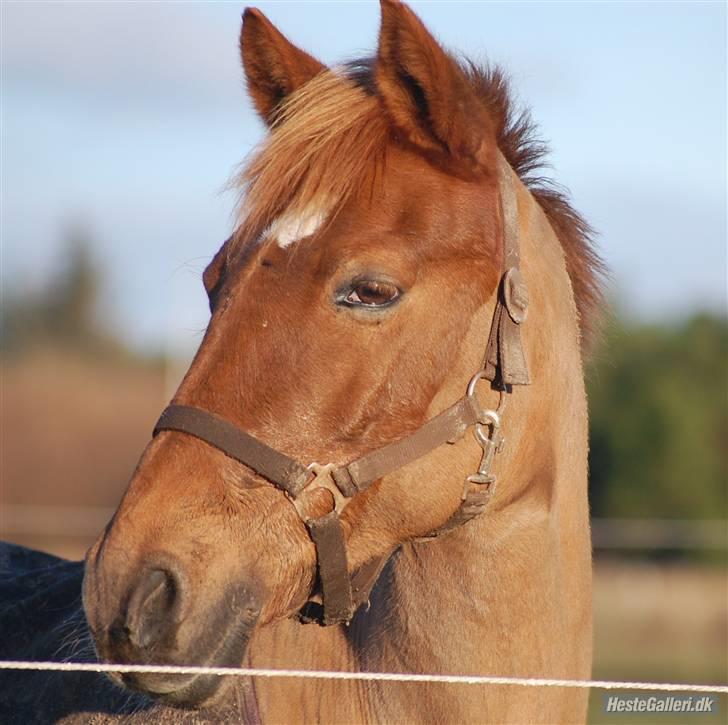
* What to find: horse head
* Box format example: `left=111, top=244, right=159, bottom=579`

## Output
left=83, top=2, right=600, bottom=714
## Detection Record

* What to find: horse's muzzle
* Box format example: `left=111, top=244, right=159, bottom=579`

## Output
left=84, top=550, right=262, bottom=707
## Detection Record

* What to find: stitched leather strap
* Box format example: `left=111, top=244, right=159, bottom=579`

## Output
left=154, top=405, right=310, bottom=496
left=298, top=553, right=390, bottom=624
left=304, top=513, right=354, bottom=626
left=334, top=396, right=482, bottom=493
left=154, top=408, right=360, bottom=625
left=417, top=487, right=494, bottom=541
left=154, top=397, right=482, bottom=502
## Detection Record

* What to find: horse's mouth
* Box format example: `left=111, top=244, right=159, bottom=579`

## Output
left=103, top=602, right=259, bottom=709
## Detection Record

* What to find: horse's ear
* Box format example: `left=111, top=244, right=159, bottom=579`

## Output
left=376, top=0, right=494, bottom=169
left=241, top=7, right=327, bottom=125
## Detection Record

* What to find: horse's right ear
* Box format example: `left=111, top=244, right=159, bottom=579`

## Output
left=241, top=8, right=327, bottom=125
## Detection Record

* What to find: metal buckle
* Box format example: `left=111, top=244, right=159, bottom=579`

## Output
left=292, top=462, right=351, bottom=519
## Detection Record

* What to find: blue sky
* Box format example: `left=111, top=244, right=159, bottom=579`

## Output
left=2, top=1, right=726, bottom=355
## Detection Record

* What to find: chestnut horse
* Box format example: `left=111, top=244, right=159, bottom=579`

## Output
left=1, top=2, right=603, bottom=723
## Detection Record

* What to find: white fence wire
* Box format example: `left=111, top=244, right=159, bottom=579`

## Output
left=0, top=661, right=726, bottom=694
left=2, top=511, right=726, bottom=697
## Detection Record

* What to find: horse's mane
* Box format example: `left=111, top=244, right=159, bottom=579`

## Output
left=232, top=59, right=605, bottom=349
left=466, top=61, right=606, bottom=349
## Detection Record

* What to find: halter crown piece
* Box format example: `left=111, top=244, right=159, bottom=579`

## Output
left=153, top=153, right=529, bottom=626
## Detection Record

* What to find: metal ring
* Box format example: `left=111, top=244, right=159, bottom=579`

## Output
left=467, top=371, right=506, bottom=424
left=466, top=370, right=489, bottom=399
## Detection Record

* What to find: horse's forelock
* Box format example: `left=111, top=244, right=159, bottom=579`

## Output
left=231, top=68, right=389, bottom=256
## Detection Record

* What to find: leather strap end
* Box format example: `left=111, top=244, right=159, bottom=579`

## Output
left=416, top=487, right=494, bottom=541
left=483, top=298, right=530, bottom=387
left=498, top=310, right=530, bottom=386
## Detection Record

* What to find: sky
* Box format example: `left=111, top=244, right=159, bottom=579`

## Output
left=2, top=1, right=726, bottom=356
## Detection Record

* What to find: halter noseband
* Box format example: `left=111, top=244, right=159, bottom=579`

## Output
left=152, top=153, right=530, bottom=626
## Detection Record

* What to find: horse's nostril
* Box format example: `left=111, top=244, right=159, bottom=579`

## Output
left=124, top=567, right=181, bottom=652
left=107, top=621, right=132, bottom=649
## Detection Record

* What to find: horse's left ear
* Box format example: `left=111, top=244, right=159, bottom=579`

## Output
left=376, top=0, right=495, bottom=170
left=241, top=7, right=327, bottom=125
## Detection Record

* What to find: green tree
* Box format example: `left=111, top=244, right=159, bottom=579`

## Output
left=587, top=313, right=728, bottom=522
left=1, top=225, right=117, bottom=356
left=47, top=227, right=100, bottom=344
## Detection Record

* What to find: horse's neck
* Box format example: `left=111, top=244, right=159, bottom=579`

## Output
left=247, top=183, right=592, bottom=724
left=357, top=184, right=592, bottom=722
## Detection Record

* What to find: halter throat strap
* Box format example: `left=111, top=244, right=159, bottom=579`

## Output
left=152, top=152, right=529, bottom=626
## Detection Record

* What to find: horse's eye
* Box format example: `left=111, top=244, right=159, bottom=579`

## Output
left=344, top=280, right=400, bottom=308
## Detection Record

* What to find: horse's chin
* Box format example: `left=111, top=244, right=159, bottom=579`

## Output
left=120, top=670, right=227, bottom=708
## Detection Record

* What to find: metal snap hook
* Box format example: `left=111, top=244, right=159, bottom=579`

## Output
left=463, top=372, right=508, bottom=502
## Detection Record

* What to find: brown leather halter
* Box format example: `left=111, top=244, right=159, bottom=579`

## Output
left=153, top=153, right=530, bottom=626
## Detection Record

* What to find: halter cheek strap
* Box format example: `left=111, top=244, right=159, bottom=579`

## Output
left=152, top=152, right=529, bottom=626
